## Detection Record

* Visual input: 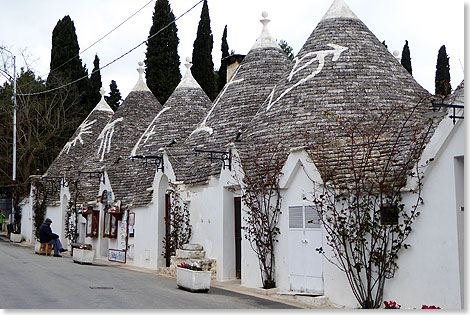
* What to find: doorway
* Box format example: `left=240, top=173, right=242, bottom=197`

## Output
left=234, top=197, right=242, bottom=279
left=165, top=193, right=171, bottom=267
left=288, top=205, right=323, bottom=294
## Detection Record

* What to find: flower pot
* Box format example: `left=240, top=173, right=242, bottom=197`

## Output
left=176, top=267, right=211, bottom=293
left=10, top=233, right=22, bottom=243
left=73, top=248, right=95, bottom=264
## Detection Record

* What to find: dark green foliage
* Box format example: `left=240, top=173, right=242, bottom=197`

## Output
left=46, top=15, right=92, bottom=154
left=145, top=0, right=181, bottom=104
left=89, top=54, right=102, bottom=106
left=105, top=80, right=123, bottom=112
left=279, top=40, right=294, bottom=61
left=435, top=45, right=451, bottom=96
left=217, top=25, right=229, bottom=93
left=0, top=69, right=79, bottom=188
left=401, top=40, right=412, bottom=75
left=191, top=0, right=217, bottom=101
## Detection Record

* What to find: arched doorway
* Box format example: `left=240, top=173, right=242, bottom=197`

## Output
left=157, top=174, right=169, bottom=268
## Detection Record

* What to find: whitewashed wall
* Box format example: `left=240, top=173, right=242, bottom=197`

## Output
left=324, top=118, right=464, bottom=309
left=384, top=119, right=464, bottom=309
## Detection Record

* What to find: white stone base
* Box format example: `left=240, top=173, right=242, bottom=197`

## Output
left=176, top=267, right=211, bottom=293
left=73, top=249, right=95, bottom=264
left=10, top=233, right=22, bottom=243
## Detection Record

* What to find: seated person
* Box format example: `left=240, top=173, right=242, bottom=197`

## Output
left=39, top=218, right=67, bottom=257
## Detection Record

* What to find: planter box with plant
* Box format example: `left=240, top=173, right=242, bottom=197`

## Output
left=73, top=248, right=95, bottom=265
left=10, top=233, right=22, bottom=243
left=176, top=263, right=211, bottom=293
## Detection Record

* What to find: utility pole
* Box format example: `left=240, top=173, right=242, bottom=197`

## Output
left=11, top=55, right=17, bottom=227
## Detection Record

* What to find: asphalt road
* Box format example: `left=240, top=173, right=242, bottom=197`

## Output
left=0, top=238, right=296, bottom=309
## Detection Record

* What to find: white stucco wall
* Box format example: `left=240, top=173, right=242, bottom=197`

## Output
left=241, top=149, right=328, bottom=292
left=384, top=119, right=464, bottom=309
left=323, top=119, right=464, bottom=309
left=19, top=199, right=33, bottom=242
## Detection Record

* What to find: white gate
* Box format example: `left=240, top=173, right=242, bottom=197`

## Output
left=288, top=205, right=323, bottom=294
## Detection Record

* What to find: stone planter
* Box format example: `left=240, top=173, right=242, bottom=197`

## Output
left=176, top=267, right=211, bottom=293
left=10, top=233, right=22, bottom=243
left=73, top=248, right=95, bottom=264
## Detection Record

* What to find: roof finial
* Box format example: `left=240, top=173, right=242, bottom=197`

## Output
left=132, top=61, right=151, bottom=92
left=175, top=56, right=200, bottom=89
left=251, top=11, right=279, bottom=50
left=185, top=57, right=192, bottom=71
left=321, top=0, right=358, bottom=21
left=93, top=87, right=113, bottom=113
left=261, top=11, right=270, bottom=32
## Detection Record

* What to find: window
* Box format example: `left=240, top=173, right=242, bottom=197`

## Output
left=103, top=211, right=121, bottom=238
left=86, top=210, right=99, bottom=238
left=380, top=204, right=399, bottom=225
left=289, top=205, right=320, bottom=229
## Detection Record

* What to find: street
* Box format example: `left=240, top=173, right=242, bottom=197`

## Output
left=0, top=239, right=297, bottom=309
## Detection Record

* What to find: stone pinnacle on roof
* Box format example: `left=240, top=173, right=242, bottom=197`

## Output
left=176, top=57, right=202, bottom=89
left=94, top=87, right=114, bottom=113
left=321, top=0, right=359, bottom=21
left=251, top=11, right=280, bottom=50
left=132, top=61, right=151, bottom=92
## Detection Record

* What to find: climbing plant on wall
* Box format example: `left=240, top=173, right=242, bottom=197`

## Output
left=31, top=178, right=49, bottom=240
left=238, top=138, right=285, bottom=289
left=162, top=182, right=192, bottom=262
left=305, top=101, right=436, bottom=308
left=64, top=180, right=81, bottom=244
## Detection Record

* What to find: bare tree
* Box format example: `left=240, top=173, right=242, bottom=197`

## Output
left=238, top=138, right=285, bottom=289
left=306, top=102, right=435, bottom=308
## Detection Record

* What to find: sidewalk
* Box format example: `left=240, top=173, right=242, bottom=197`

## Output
left=0, top=231, right=338, bottom=309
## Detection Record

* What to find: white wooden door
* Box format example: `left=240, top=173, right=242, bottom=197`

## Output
left=288, top=205, right=323, bottom=294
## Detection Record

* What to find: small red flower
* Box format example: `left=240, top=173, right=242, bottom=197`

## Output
left=422, top=305, right=440, bottom=309
left=384, top=301, right=401, bottom=309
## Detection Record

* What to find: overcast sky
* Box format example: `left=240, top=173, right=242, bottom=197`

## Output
left=0, top=0, right=465, bottom=100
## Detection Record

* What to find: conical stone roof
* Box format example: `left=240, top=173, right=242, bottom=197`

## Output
left=109, top=58, right=212, bottom=208
left=241, top=0, right=436, bottom=187
left=77, top=62, right=163, bottom=202
left=44, top=89, right=114, bottom=201
left=174, top=12, right=291, bottom=186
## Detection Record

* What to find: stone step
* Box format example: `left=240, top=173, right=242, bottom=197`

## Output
left=182, top=243, right=203, bottom=251
left=176, top=249, right=205, bottom=259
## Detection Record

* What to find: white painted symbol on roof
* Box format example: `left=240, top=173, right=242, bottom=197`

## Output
left=96, top=117, right=124, bottom=162
left=266, top=43, right=348, bottom=111
left=61, top=119, right=97, bottom=155
left=191, top=66, right=244, bottom=136
left=130, top=107, right=171, bottom=157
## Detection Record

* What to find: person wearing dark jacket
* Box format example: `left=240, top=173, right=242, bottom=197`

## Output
left=39, top=218, right=67, bottom=257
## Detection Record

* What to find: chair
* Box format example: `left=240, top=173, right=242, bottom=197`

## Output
left=38, top=243, right=52, bottom=256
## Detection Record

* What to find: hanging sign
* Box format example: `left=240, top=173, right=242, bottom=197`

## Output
left=109, top=200, right=121, bottom=213
left=101, top=190, right=108, bottom=204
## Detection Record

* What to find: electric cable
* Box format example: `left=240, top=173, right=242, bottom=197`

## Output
left=18, top=0, right=203, bottom=97
left=40, top=0, right=156, bottom=82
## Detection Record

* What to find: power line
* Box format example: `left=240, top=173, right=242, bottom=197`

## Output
left=41, top=0, right=156, bottom=81
left=18, top=0, right=203, bottom=97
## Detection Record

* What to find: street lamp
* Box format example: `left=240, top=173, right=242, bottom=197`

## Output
left=0, top=48, right=17, bottom=228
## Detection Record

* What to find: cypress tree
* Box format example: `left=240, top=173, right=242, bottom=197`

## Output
left=279, top=40, right=294, bottom=61
left=192, top=0, right=217, bottom=101
left=90, top=54, right=102, bottom=105
left=105, top=80, right=123, bottom=112
left=401, top=40, right=412, bottom=75
left=47, top=15, right=92, bottom=146
left=145, top=0, right=181, bottom=104
left=435, top=45, right=451, bottom=96
left=217, top=25, right=229, bottom=93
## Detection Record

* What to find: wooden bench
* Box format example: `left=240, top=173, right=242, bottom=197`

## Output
left=38, top=243, right=52, bottom=256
